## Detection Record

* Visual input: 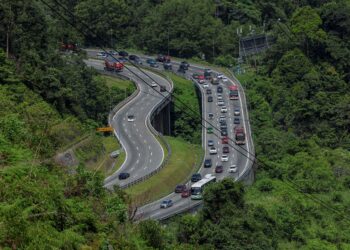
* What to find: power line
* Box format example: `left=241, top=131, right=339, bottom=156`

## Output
left=39, top=0, right=350, bottom=223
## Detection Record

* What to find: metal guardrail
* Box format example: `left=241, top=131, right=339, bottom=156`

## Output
left=117, top=69, right=174, bottom=189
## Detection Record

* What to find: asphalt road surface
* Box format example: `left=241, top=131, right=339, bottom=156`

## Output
left=85, top=49, right=254, bottom=220
left=85, top=58, right=172, bottom=189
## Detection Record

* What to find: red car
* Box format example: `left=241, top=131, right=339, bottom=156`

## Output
left=215, top=165, right=224, bottom=173
left=181, top=188, right=190, bottom=198
left=197, top=75, right=205, bottom=84
left=222, top=136, right=229, bottom=144
left=175, top=184, right=186, bottom=193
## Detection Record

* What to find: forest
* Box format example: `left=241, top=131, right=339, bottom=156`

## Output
left=1, top=0, right=350, bottom=249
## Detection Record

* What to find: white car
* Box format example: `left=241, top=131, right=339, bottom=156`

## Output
left=209, top=147, right=217, bottom=154
left=203, top=83, right=209, bottom=88
left=127, top=115, right=135, bottom=122
left=97, top=52, right=107, bottom=58
left=229, top=165, right=237, bottom=173
left=217, top=96, right=223, bottom=101
left=222, top=77, right=228, bottom=83
left=217, top=101, right=225, bottom=106
left=151, top=81, right=157, bottom=87
left=217, top=73, right=224, bottom=79
left=221, top=106, right=228, bottom=113
left=221, top=155, right=229, bottom=162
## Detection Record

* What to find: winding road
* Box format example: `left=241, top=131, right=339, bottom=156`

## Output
left=85, top=58, right=173, bottom=189
left=85, top=49, right=254, bottom=220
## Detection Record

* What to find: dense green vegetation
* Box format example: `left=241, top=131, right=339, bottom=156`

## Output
left=1, top=0, right=350, bottom=249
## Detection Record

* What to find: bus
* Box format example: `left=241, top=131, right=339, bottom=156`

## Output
left=190, top=174, right=216, bottom=200
left=229, top=85, right=239, bottom=100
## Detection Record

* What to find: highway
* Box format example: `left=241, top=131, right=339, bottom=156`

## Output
left=85, top=58, right=173, bottom=189
left=85, top=49, right=254, bottom=220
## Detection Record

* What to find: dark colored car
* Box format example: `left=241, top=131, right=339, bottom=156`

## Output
left=223, top=146, right=230, bottom=153
left=118, top=57, right=127, bottom=63
left=180, top=61, right=190, bottom=70
left=128, top=54, right=138, bottom=60
left=118, top=172, right=130, bottom=180
left=149, top=61, right=159, bottom=68
left=208, top=113, right=214, bottom=119
left=163, top=62, right=172, bottom=70
left=119, top=51, right=128, bottom=57
left=191, top=173, right=202, bottom=182
left=181, top=188, right=190, bottom=198
left=157, top=54, right=171, bottom=63
left=217, top=86, right=223, bottom=93
left=206, top=89, right=212, bottom=95
left=204, top=159, right=212, bottom=168
left=160, top=85, right=166, bottom=92
left=215, top=165, right=224, bottom=173
left=221, top=129, right=228, bottom=136
left=207, top=96, right=213, bottom=102
left=178, top=64, right=187, bottom=73
left=146, top=58, right=156, bottom=64
left=175, top=184, right=186, bottom=193
left=234, top=117, right=240, bottom=124
left=220, top=123, right=227, bottom=129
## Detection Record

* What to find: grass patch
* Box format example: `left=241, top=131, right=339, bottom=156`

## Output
left=73, top=134, right=124, bottom=177
left=94, top=75, right=133, bottom=90
left=126, top=136, right=203, bottom=205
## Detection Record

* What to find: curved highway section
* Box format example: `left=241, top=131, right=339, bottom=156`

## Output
left=85, top=49, right=254, bottom=220
left=85, top=58, right=173, bottom=189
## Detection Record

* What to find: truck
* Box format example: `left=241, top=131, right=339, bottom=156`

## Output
left=234, top=126, right=246, bottom=145
left=104, top=59, right=124, bottom=72
left=229, top=85, right=239, bottom=100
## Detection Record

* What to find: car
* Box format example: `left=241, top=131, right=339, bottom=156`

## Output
left=208, top=140, right=214, bottom=147
left=157, top=54, right=171, bottom=63
left=163, top=62, right=172, bottom=70
left=221, top=129, right=228, bottom=136
left=207, top=96, right=213, bottom=102
left=160, top=85, right=166, bottom=92
left=204, top=68, right=212, bottom=74
left=211, top=77, right=219, bottom=85
left=180, top=61, right=190, bottom=70
left=209, top=147, right=217, bottom=154
left=208, top=113, right=214, bottom=119
left=207, top=127, right=213, bottom=134
left=151, top=81, right=157, bottom=87
left=229, top=165, right=237, bottom=173
left=160, top=199, right=173, bottom=208
left=198, top=75, right=205, bottom=84
left=127, top=115, right=135, bottom=122
left=220, top=122, right=227, bottom=129
left=221, top=155, right=229, bottom=162
left=219, top=115, right=226, bottom=122
left=206, top=89, right=212, bottom=95
left=146, top=58, right=156, bottom=64
left=118, top=172, right=130, bottom=180
left=215, top=165, right=224, bottom=173
left=222, top=76, right=228, bottom=83
left=222, top=136, right=229, bottom=144
left=97, top=51, right=107, bottom=58
left=217, top=101, right=225, bottom=106
left=109, top=50, right=118, bottom=55
left=119, top=51, right=128, bottom=57
left=181, top=188, right=190, bottom=198
left=217, top=86, right=223, bottom=93
left=191, top=173, right=202, bottom=182
left=221, top=106, right=228, bottom=113
left=217, top=73, right=224, bottom=79
left=204, top=159, right=212, bottom=168
left=204, top=69, right=212, bottom=80
left=149, top=61, right=159, bottom=68
left=234, top=107, right=240, bottom=116
left=192, top=73, right=200, bottom=79
left=217, top=93, right=222, bottom=97
left=128, top=54, right=138, bottom=60
left=175, top=184, right=186, bottom=193
left=203, top=83, right=209, bottom=88
left=223, top=146, right=230, bottom=153
left=234, top=117, right=240, bottom=124
left=134, top=58, right=143, bottom=65
left=217, top=96, right=223, bottom=101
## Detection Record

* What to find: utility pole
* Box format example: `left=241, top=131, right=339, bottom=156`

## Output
left=167, top=28, right=170, bottom=56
